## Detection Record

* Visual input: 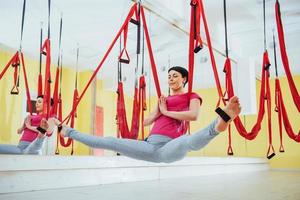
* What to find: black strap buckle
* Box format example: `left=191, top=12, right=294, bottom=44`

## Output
left=215, top=107, right=231, bottom=123
left=130, top=18, right=139, bottom=26
left=57, top=125, right=63, bottom=133
left=10, top=86, right=19, bottom=95
left=37, top=126, right=47, bottom=134
left=194, top=45, right=203, bottom=53
left=267, top=152, right=276, bottom=159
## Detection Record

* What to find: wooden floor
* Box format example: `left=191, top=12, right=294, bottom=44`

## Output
left=2, top=170, right=300, bottom=200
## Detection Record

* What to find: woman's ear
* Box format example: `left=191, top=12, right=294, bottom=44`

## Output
left=183, top=77, right=187, bottom=87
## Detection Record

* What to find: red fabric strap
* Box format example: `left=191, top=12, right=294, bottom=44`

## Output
left=188, top=0, right=196, bottom=97
left=38, top=74, right=43, bottom=96
left=51, top=67, right=60, bottom=115
left=20, top=52, right=33, bottom=114
left=231, top=52, right=269, bottom=140
left=128, top=86, right=140, bottom=139
left=223, top=58, right=234, bottom=99
left=199, top=0, right=224, bottom=106
left=276, top=78, right=300, bottom=142
left=194, top=2, right=203, bottom=52
left=0, top=52, right=19, bottom=79
left=275, top=0, right=300, bottom=112
left=139, top=76, right=147, bottom=140
left=140, top=6, right=161, bottom=97
left=58, top=115, right=73, bottom=152
left=223, top=58, right=234, bottom=154
left=71, top=88, right=79, bottom=125
left=227, top=124, right=234, bottom=155
left=275, top=79, right=284, bottom=151
left=41, top=38, right=52, bottom=119
left=57, top=89, right=78, bottom=151
left=116, top=82, right=140, bottom=139
left=116, top=83, right=128, bottom=138
left=55, top=93, right=63, bottom=154
left=224, top=51, right=275, bottom=157
left=11, top=59, right=20, bottom=95
left=264, top=52, right=275, bottom=158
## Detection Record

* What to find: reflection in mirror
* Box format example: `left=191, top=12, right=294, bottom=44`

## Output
left=0, top=96, right=57, bottom=155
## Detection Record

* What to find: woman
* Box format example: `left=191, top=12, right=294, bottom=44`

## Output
left=0, top=96, right=51, bottom=154
left=49, top=66, right=241, bottom=163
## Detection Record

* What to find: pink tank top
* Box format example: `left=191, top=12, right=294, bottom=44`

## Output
left=150, top=92, right=202, bottom=139
left=20, top=114, right=44, bottom=142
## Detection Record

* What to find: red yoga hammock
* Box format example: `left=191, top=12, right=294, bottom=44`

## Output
left=115, top=12, right=144, bottom=140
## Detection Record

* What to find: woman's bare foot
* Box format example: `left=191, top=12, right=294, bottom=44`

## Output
left=215, top=96, right=241, bottom=132
left=37, top=118, right=49, bottom=138
left=47, top=118, right=69, bottom=137
left=58, top=125, right=69, bottom=137
left=46, top=118, right=57, bottom=131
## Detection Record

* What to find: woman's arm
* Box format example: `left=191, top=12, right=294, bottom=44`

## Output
left=159, top=95, right=200, bottom=121
left=24, top=115, right=40, bottom=133
left=144, top=103, right=161, bottom=126
left=17, top=119, right=26, bottom=134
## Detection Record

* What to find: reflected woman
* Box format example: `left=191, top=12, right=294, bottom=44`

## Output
left=0, top=96, right=53, bottom=154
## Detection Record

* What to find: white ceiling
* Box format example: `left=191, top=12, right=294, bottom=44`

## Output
left=0, top=0, right=300, bottom=95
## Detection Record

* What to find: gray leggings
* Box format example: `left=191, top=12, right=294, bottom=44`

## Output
left=0, top=137, right=45, bottom=155
left=66, top=119, right=220, bottom=163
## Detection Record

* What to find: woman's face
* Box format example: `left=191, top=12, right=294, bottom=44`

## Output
left=36, top=97, right=44, bottom=113
left=168, top=70, right=186, bottom=91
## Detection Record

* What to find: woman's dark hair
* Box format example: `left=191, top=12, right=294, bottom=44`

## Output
left=168, top=66, right=189, bottom=87
left=37, top=95, right=54, bottom=106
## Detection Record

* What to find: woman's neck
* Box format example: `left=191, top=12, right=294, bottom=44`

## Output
left=170, top=88, right=185, bottom=96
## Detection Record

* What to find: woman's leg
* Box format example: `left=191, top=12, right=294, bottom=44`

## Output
left=65, top=129, right=159, bottom=162
left=0, top=141, right=29, bottom=154
left=157, top=96, right=242, bottom=163
left=187, top=118, right=220, bottom=150
left=157, top=119, right=219, bottom=163
left=0, top=144, right=22, bottom=154
left=23, top=136, right=46, bottom=155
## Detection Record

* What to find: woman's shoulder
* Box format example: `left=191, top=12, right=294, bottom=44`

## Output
left=190, top=92, right=202, bottom=105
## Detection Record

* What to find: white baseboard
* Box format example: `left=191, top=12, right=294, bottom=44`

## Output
left=0, top=155, right=269, bottom=194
